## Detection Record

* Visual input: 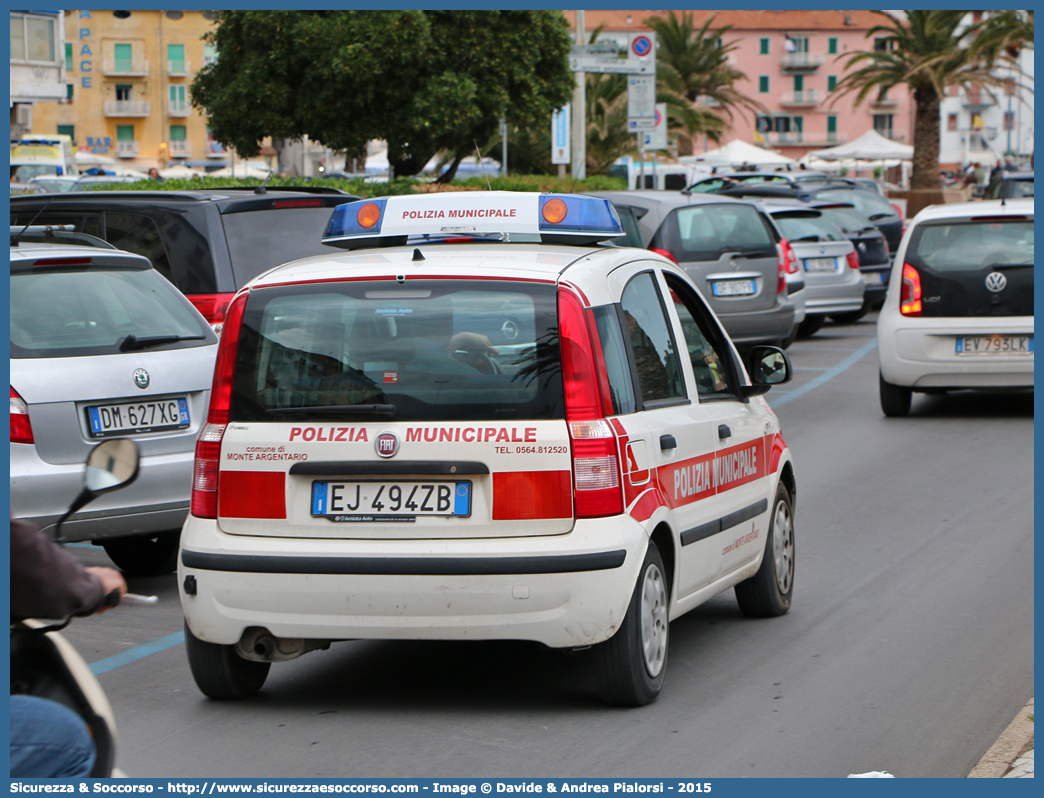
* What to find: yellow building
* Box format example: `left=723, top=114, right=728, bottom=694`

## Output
left=32, top=9, right=229, bottom=171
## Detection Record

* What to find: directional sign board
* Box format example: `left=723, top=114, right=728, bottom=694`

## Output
left=627, top=75, right=656, bottom=132
left=569, top=31, right=656, bottom=74
left=551, top=104, right=570, bottom=165
left=642, top=104, right=668, bottom=150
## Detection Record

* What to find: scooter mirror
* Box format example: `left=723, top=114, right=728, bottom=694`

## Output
left=85, top=438, right=140, bottom=493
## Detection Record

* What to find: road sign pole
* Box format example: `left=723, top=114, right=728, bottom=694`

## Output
left=638, top=134, right=644, bottom=190
left=571, top=10, right=586, bottom=181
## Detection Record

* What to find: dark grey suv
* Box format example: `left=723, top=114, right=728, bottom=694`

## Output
left=11, top=187, right=360, bottom=331
left=590, top=191, right=794, bottom=347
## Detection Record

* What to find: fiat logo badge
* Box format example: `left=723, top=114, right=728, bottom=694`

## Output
left=132, top=368, right=150, bottom=389
left=375, top=432, right=399, bottom=458
left=985, top=272, right=1007, bottom=293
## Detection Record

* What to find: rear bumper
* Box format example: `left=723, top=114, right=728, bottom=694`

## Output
left=9, top=443, right=192, bottom=541
left=717, top=301, right=795, bottom=345
left=179, top=515, right=648, bottom=649
left=877, top=313, right=1034, bottom=389
left=803, top=269, right=866, bottom=316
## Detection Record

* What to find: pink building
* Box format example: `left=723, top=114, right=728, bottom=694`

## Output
left=563, top=10, right=914, bottom=160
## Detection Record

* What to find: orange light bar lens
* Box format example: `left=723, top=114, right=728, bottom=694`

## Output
left=542, top=198, right=568, bottom=225
left=357, top=203, right=382, bottom=229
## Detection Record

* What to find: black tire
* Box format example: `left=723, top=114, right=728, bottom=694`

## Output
left=879, top=372, right=912, bottom=417
left=797, top=315, right=824, bottom=338
left=593, top=541, right=669, bottom=707
left=185, top=622, right=270, bottom=700
left=829, top=308, right=869, bottom=324
left=735, top=483, right=794, bottom=618
left=102, top=530, right=180, bottom=576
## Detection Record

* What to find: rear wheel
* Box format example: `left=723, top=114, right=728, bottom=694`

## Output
left=780, top=324, right=799, bottom=350
left=185, top=623, right=270, bottom=700
left=593, top=541, right=669, bottom=707
left=735, top=483, right=794, bottom=617
left=797, top=315, right=824, bottom=338
left=102, top=531, right=180, bottom=576
left=879, top=372, right=912, bottom=417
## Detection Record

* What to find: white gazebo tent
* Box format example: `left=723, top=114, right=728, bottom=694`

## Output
left=696, top=139, right=797, bottom=168
left=810, top=129, right=913, bottom=161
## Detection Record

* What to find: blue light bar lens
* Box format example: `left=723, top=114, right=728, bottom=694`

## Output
left=323, top=198, right=388, bottom=240
left=538, top=195, right=622, bottom=235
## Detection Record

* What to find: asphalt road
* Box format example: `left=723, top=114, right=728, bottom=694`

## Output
left=62, top=315, right=1034, bottom=778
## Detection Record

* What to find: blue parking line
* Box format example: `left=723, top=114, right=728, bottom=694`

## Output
left=85, top=339, right=880, bottom=677
left=89, top=631, right=185, bottom=676
left=771, top=338, right=878, bottom=407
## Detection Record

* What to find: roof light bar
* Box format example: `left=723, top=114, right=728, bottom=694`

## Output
left=322, top=191, right=623, bottom=250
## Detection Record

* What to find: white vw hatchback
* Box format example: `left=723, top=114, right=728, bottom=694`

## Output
left=179, top=192, right=797, bottom=705
left=877, top=199, right=1033, bottom=416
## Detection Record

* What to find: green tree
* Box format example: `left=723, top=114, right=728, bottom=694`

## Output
left=191, top=11, right=574, bottom=180
left=644, top=11, right=763, bottom=149
left=832, top=11, right=1032, bottom=190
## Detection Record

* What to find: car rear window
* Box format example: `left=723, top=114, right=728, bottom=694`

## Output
left=772, top=211, right=846, bottom=242
left=817, top=206, right=876, bottom=235
left=816, top=189, right=896, bottom=219
left=1002, top=179, right=1034, bottom=199
left=220, top=207, right=346, bottom=287
left=906, top=219, right=1033, bottom=273
left=660, top=203, right=775, bottom=262
left=231, top=279, right=565, bottom=423
left=10, top=266, right=213, bottom=359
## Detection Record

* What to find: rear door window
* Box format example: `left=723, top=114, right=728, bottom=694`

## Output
left=656, top=203, right=776, bottom=262
left=103, top=212, right=175, bottom=283
left=772, top=211, right=847, bottom=242
left=905, top=217, right=1033, bottom=317
left=231, top=280, right=564, bottom=422
left=618, top=272, right=686, bottom=405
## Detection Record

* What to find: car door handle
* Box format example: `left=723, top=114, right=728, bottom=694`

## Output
left=718, top=424, right=732, bottom=440
left=659, top=434, right=677, bottom=450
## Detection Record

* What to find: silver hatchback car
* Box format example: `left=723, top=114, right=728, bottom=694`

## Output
left=10, top=241, right=218, bottom=575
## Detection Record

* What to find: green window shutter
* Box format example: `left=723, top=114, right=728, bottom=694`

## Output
left=828, top=75, right=837, bottom=92
left=116, top=125, right=135, bottom=142
left=793, top=116, right=803, bottom=134
left=65, top=42, right=73, bottom=71
left=793, top=75, right=804, bottom=92
left=760, top=38, right=769, bottom=55
left=828, top=37, right=837, bottom=55
left=167, top=43, right=185, bottom=72
left=58, top=124, right=74, bottom=143
left=170, top=125, right=187, bottom=141
left=114, top=43, right=132, bottom=71
left=759, top=76, right=769, bottom=93
left=827, top=116, right=837, bottom=134
left=65, top=83, right=73, bottom=101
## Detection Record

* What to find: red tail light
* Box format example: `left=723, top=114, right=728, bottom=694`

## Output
left=846, top=250, right=861, bottom=270
left=191, top=292, right=249, bottom=518
left=774, top=239, right=795, bottom=295
left=558, top=289, right=622, bottom=518
left=10, top=386, right=33, bottom=444
left=900, top=263, right=922, bottom=316
left=891, top=202, right=903, bottom=220
left=649, top=247, right=678, bottom=265
left=186, top=292, right=235, bottom=334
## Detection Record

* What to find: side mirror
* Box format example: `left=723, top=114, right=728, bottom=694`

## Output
left=54, top=439, right=140, bottom=543
left=738, top=346, right=793, bottom=399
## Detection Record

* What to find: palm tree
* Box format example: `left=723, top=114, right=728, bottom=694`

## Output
left=644, top=11, right=764, bottom=150
left=832, top=11, right=1032, bottom=190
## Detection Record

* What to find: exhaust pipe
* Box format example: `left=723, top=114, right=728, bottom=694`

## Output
left=235, top=627, right=330, bottom=662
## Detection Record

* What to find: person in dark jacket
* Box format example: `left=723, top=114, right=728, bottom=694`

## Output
left=10, top=518, right=127, bottom=778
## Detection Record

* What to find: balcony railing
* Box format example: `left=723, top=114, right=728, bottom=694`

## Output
left=762, top=131, right=850, bottom=146
left=168, top=140, right=191, bottom=158
left=167, top=59, right=190, bottom=76
left=876, top=131, right=907, bottom=142
left=168, top=100, right=190, bottom=117
left=780, top=52, right=825, bottom=70
left=115, top=141, right=139, bottom=158
left=778, top=90, right=823, bottom=107
left=962, top=92, right=994, bottom=109
left=869, top=95, right=899, bottom=108
left=206, top=142, right=227, bottom=158
left=102, top=58, right=149, bottom=76
left=103, top=100, right=151, bottom=117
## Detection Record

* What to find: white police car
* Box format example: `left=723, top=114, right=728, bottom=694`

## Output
left=178, top=192, right=797, bottom=705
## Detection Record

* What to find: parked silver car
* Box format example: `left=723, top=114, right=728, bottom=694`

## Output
left=761, top=202, right=865, bottom=337
left=10, top=241, right=218, bottom=575
left=592, top=191, right=795, bottom=347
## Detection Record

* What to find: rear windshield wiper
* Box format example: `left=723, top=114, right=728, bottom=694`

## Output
left=986, top=262, right=1033, bottom=270
left=119, top=334, right=206, bottom=351
left=267, top=404, right=397, bottom=417
left=867, top=213, right=895, bottom=221
left=790, top=235, right=824, bottom=243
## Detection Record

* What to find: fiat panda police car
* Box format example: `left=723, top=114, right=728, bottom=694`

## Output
left=179, top=192, right=797, bottom=706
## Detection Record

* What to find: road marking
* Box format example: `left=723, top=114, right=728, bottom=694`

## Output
left=84, top=339, right=879, bottom=675
left=771, top=338, right=878, bottom=408
left=90, top=630, right=185, bottom=676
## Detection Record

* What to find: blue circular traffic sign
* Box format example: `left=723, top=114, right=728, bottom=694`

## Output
left=632, top=36, right=652, bottom=57
left=654, top=109, right=662, bottom=126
